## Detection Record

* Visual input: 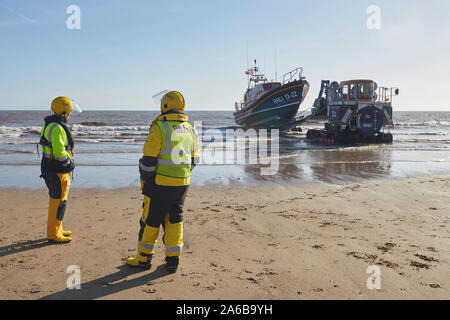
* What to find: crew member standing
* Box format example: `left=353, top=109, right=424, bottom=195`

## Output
left=40, top=97, right=79, bottom=243
left=126, top=91, right=200, bottom=273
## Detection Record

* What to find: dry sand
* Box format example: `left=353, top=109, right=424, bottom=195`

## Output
left=0, top=176, right=449, bottom=300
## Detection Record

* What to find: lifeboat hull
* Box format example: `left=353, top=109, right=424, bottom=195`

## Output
left=234, top=80, right=309, bottom=129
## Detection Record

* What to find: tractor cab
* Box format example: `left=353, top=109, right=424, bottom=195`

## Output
left=330, top=79, right=399, bottom=104
left=337, top=80, right=377, bottom=102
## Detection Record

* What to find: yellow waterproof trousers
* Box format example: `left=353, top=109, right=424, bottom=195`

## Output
left=45, top=173, right=71, bottom=240
left=137, top=194, right=184, bottom=259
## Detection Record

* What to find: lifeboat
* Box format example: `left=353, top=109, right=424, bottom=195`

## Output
left=234, top=60, right=309, bottom=130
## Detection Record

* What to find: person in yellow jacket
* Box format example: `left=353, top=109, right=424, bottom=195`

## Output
left=40, top=97, right=80, bottom=243
left=126, top=90, right=200, bottom=273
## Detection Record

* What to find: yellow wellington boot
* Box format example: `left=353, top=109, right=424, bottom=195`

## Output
left=126, top=256, right=141, bottom=267
left=48, top=236, right=72, bottom=244
left=62, top=230, right=72, bottom=236
left=48, top=199, right=71, bottom=243
left=61, top=227, right=72, bottom=236
left=126, top=253, right=152, bottom=270
left=59, top=223, right=72, bottom=236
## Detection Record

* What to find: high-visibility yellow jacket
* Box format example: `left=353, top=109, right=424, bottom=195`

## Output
left=139, top=111, right=200, bottom=187
left=40, top=116, right=74, bottom=173
left=41, top=123, right=73, bottom=162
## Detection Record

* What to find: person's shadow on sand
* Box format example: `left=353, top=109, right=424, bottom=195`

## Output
left=39, top=264, right=171, bottom=300
left=0, top=238, right=53, bottom=257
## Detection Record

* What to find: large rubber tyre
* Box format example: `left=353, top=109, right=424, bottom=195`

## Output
left=383, top=133, right=393, bottom=143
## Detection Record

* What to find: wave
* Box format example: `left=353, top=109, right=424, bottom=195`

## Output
left=74, top=138, right=136, bottom=143
left=393, top=132, right=449, bottom=136
left=0, top=140, right=38, bottom=145
left=395, top=138, right=450, bottom=144
left=0, top=124, right=150, bottom=139
left=395, top=120, right=450, bottom=127
left=120, top=132, right=148, bottom=136
left=24, top=128, right=41, bottom=135
left=0, top=149, right=142, bottom=155
left=0, top=150, right=35, bottom=154
left=2, top=120, right=450, bottom=148
left=70, top=124, right=150, bottom=137
left=79, top=121, right=109, bottom=126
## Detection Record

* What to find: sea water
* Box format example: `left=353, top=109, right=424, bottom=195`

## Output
left=0, top=110, right=449, bottom=188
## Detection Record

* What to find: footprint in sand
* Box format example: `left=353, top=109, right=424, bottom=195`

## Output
left=413, top=254, right=439, bottom=263
left=247, top=277, right=259, bottom=284
left=144, top=288, right=157, bottom=294
left=256, top=269, right=278, bottom=276
left=319, top=222, right=336, bottom=228
left=377, top=259, right=399, bottom=269
left=376, top=242, right=397, bottom=253
left=410, top=260, right=431, bottom=269
left=252, top=258, right=275, bottom=265
left=346, top=251, right=377, bottom=263
left=279, top=214, right=297, bottom=220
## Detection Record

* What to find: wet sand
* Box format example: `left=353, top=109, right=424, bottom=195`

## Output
left=0, top=176, right=449, bottom=300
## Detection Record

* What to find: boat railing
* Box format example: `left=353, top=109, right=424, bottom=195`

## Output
left=376, top=87, right=399, bottom=103
left=282, top=67, right=303, bottom=84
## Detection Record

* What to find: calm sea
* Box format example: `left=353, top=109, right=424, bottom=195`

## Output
left=0, top=110, right=449, bottom=188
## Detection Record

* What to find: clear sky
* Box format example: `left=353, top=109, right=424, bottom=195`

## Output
left=0, top=0, right=449, bottom=111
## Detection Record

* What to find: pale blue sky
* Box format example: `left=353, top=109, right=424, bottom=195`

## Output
left=0, top=0, right=449, bottom=111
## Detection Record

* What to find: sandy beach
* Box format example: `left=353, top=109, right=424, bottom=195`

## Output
left=0, top=175, right=448, bottom=300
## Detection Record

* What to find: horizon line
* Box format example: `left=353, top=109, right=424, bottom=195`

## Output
left=0, top=107, right=449, bottom=112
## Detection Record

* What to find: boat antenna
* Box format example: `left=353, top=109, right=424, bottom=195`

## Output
left=275, top=49, right=278, bottom=82
left=264, top=54, right=266, bottom=76
left=246, top=41, right=249, bottom=83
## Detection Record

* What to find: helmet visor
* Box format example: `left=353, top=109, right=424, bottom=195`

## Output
left=152, top=90, right=171, bottom=107
left=71, top=99, right=82, bottom=113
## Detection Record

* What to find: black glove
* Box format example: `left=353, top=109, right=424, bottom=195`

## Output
left=139, top=157, right=157, bottom=181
